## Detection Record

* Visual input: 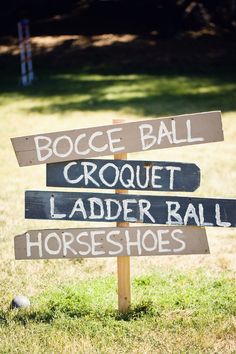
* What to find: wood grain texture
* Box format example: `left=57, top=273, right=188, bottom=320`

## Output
left=46, top=159, right=200, bottom=192
left=25, top=191, right=236, bottom=227
left=11, top=111, right=223, bottom=166
left=113, top=138, right=131, bottom=313
left=14, top=226, right=209, bottom=259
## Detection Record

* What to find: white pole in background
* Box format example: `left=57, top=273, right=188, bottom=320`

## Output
left=18, top=20, right=28, bottom=86
left=24, top=19, right=34, bottom=83
left=17, top=19, right=34, bottom=86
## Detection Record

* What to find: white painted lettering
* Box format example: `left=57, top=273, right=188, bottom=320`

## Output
left=171, top=229, right=186, bottom=252
left=165, top=166, right=181, bottom=190
left=157, top=230, right=171, bottom=252
left=215, top=203, right=231, bottom=227
left=171, top=120, right=187, bottom=144
left=157, top=121, right=173, bottom=145
left=122, top=199, right=137, bottom=222
left=44, top=232, right=62, bottom=255
left=136, top=165, right=150, bottom=189
left=186, top=119, right=204, bottom=143
left=125, top=229, right=141, bottom=255
left=74, top=133, right=90, bottom=155
left=141, top=230, right=157, bottom=252
left=184, top=203, right=200, bottom=226
left=89, top=131, right=108, bottom=152
left=63, top=161, right=83, bottom=184
left=26, top=232, right=43, bottom=258
left=151, top=166, right=163, bottom=188
left=50, top=195, right=66, bottom=219
left=34, top=136, right=53, bottom=162
left=120, top=164, right=135, bottom=188
left=82, top=161, right=100, bottom=187
left=166, top=201, right=182, bottom=225
left=91, top=230, right=105, bottom=256
left=53, top=135, right=73, bottom=158
left=99, top=163, right=119, bottom=187
left=139, top=124, right=156, bottom=150
left=69, top=199, right=87, bottom=219
left=106, top=230, right=124, bottom=255
left=88, top=198, right=104, bottom=219
left=62, top=232, right=77, bottom=256
left=105, top=199, right=122, bottom=220
left=139, top=199, right=155, bottom=223
left=198, top=203, right=213, bottom=226
left=107, top=127, right=125, bottom=153
left=76, top=232, right=91, bottom=255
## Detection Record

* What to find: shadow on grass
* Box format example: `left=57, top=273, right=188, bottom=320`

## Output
left=0, top=300, right=157, bottom=326
left=1, top=31, right=236, bottom=119
left=1, top=69, right=236, bottom=117
left=1, top=272, right=235, bottom=326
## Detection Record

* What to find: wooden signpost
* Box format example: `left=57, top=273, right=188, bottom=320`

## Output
left=11, top=111, right=223, bottom=167
left=14, top=226, right=209, bottom=260
left=113, top=133, right=131, bottom=313
left=25, top=191, right=236, bottom=227
left=11, top=110, right=234, bottom=313
left=47, top=159, right=200, bottom=192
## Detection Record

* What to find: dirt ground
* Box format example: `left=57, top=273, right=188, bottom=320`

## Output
left=1, top=31, right=236, bottom=72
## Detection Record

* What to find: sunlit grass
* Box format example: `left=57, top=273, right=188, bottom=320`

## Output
left=0, top=271, right=235, bottom=353
left=1, top=72, right=236, bottom=116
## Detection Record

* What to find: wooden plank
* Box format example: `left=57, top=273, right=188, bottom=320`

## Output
left=46, top=159, right=200, bottom=192
left=14, top=226, right=209, bottom=260
left=113, top=121, right=131, bottom=312
left=11, top=111, right=223, bottom=167
left=25, top=191, right=236, bottom=227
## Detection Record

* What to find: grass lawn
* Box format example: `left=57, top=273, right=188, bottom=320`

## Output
left=0, top=271, right=235, bottom=353
left=0, top=66, right=236, bottom=353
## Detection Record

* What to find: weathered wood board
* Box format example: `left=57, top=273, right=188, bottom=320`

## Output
left=25, top=191, right=236, bottom=227
left=46, top=159, right=200, bottom=192
left=11, top=111, right=223, bottom=167
left=14, top=226, right=209, bottom=259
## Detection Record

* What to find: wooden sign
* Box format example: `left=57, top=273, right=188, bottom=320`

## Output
left=25, top=191, right=236, bottom=227
left=46, top=159, right=200, bottom=192
left=14, top=226, right=209, bottom=260
left=11, top=111, right=223, bottom=167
